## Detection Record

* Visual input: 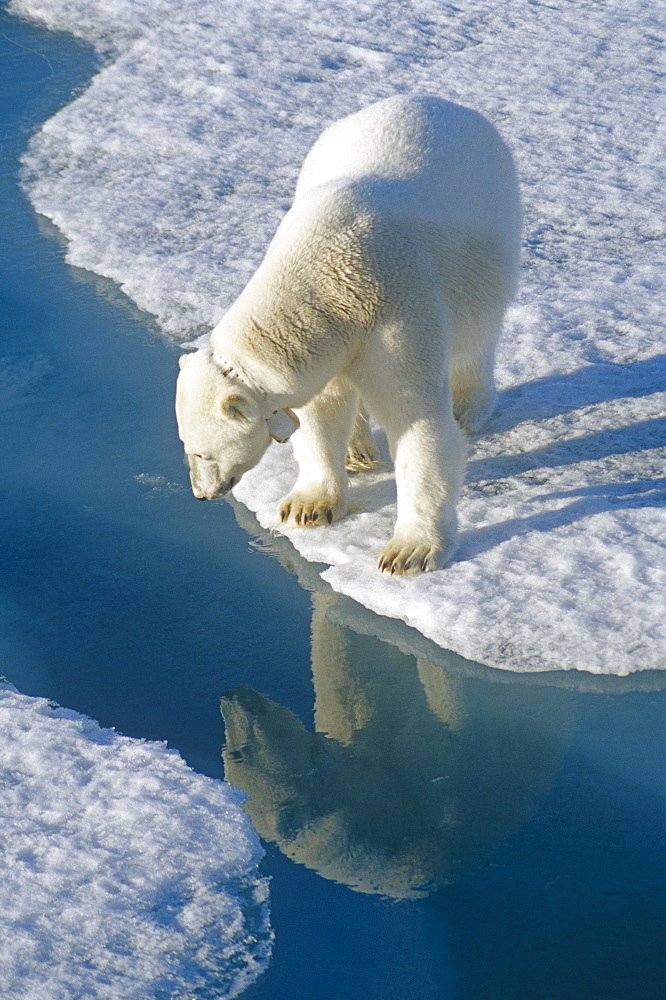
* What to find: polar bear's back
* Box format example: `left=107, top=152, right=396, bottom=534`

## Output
left=294, top=96, right=520, bottom=244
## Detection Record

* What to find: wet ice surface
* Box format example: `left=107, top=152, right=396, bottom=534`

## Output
left=9, top=0, right=666, bottom=674
left=0, top=684, right=271, bottom=1000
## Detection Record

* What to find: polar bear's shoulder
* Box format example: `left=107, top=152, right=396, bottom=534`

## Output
left=290, top=96, right=520, bottom=249
left=294, top=96, right=511, bottom=196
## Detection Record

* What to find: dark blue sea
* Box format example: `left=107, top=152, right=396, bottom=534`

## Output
left=1, top=8, right=664, bottom=998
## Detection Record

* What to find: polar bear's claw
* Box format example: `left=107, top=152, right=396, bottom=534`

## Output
left=345, top=448, right=381, bottom=472
left=378, top=537, right=442, bottom=576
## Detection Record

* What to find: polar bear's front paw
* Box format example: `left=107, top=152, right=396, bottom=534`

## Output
left=278, top=491, right=347, bottom=528
left=378, top=528, right=455, bottom=576
left=379, top=540, right=440, bottom=576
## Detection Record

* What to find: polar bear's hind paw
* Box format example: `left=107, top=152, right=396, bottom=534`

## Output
left=346, top=410, right=381, bottom=471
left=345, top=447, right=381, bottom=472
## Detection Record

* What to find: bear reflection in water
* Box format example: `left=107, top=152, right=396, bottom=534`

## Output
left=221, top=594, right=575, bottom=899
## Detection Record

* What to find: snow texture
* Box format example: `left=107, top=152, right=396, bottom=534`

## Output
left=10, top=0, right=666, bottom=675
left=0, top=682, right=271, bottom=1000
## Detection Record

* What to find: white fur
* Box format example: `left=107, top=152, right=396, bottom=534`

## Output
left=176, top=95, right=521, bottom=574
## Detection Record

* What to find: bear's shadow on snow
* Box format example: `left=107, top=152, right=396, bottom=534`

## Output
left=470, top=417, right=666, bottom=481
left=457, top=355, right=666, bottom=557
left=492, top=354, right=666, bottom=431
left=458, top=476, right=666, bottom=561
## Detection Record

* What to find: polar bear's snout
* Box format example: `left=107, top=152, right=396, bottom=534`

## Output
left=193, top=477, right=236, bottom=501
left=187, top=456, right=238, bottom=501
left=191, top=478, right=235, bottom=501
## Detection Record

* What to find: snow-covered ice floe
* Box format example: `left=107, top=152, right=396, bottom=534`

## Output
left=0, top=682, right=272, bottom=999
left=10, top=0, right=666, bottom=675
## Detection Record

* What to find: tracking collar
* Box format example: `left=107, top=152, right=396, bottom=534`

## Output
left=212, top=351, right=300, bottom=443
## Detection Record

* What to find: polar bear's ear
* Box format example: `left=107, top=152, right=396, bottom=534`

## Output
left=178, top=354, right=191, bottom=370
left=220, top=393, right=250, bottom=421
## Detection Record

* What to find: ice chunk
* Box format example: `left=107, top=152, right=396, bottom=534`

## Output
left=0, top=682, right=271, bottom=999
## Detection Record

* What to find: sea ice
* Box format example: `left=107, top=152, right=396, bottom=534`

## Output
left=0, top=682, right=272, bottom=1000
left=9, top=0, right=666, bottom=673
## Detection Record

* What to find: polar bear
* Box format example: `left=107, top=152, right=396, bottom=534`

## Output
left=176, top=95, right=521, bottom=574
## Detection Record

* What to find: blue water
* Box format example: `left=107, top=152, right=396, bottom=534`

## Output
left=1, top=9, right=664, bottom=999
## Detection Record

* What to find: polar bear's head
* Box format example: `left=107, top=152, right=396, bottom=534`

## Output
left=176, top=349, right=272, bottom=500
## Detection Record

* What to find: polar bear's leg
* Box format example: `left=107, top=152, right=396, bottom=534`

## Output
left=379, top=410, right=466, bottom=573
left=451, top=354, right=498, bottom=433
left=346, top=407, right=380, bottom=471
left=450, top=321, right=501, bottom=433
left=279, top=377, right=358, bottom=527
left=363, top=364, right=466, bottom=573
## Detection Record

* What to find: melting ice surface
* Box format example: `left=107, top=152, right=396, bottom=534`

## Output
left=0, top=683, right=271, bottom=1000
left=11, top=0, right=666, bottom=675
